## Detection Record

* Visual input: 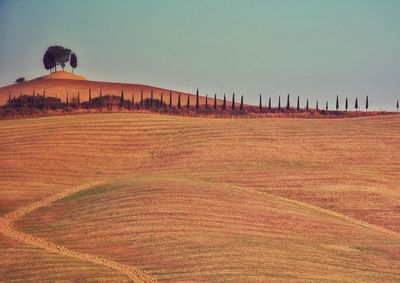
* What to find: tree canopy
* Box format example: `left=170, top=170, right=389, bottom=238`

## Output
left=43, top=46, right=73, bottom=72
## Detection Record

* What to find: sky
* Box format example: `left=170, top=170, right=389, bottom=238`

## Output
left=0, top=0, right=399, bottom=110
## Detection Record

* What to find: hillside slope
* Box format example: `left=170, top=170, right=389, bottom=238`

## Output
left=1, top=114, right=399, bottom=281
left=0, top=72, right=224, bottom=107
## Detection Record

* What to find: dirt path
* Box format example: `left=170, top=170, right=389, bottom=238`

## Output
left=0, top=182, right=158, bottom=283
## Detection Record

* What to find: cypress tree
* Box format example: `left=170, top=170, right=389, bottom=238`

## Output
left=32, top=90, right=35, bottom=109
left=232, top=93, right=235, bottom=111
left=150, top=90, right=154, bottom=107
left=120, top=90, right=124, bottom=108
left=89, top=88, right=92, bottom=108
left=366, top=96, right=369, bottom=111
left=140, top=90, right=144, bottom=108
left=223, top=94, right=226, bottom=111
left=20, top=91, right=23, bottom=108
left=397, top=100, right=399, bottom=112
left=345, top=97, right=348, bottom=111
left=268, top=97, right=271, bottom=110
left=132, top=93, right=134, bottom=109
left=66, top=92, right=69, bottom=111
left=306, top=98, right=309, bottom=111
left=240, top=95, right=244, bottom=111
left=316, top=100, right=319, bottom=110
left=160, top=93, right=164, bottom=107
left=77, top=91, right=80, bottom=108
left=169, top=91, right=172, bottom=108
left=43, top=90, right=46, bottom=110
left=187, top=93, right=190, bottom=111
left=178, top=93, right=181, bottom=109
left=278, top=96, right=281, bottom=110
left=259, top=94, right=262, bottom=112
left=205, top=94, right=208, bottom=110
left=326, top=101, right=328, bottom=110
left=297, top=96, right=300, bottom=111
left=196, top=89, right=199, bottom=111
left=8, top=93, right=11, bottom=108
left=99, top=90, right=103, bottom=108
left=286, top=94, right=290, bottom=110
left=355, top=97, right=358, bottom=111
left=214, top=94, right=217, bottom=110
left=336, top=94, right=339, bottom=110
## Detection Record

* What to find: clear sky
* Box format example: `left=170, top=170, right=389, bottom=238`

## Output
left=0, top=0, right=399, bottom=110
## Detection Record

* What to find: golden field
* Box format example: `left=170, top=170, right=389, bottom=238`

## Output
left=1, top=113, right=400, bottom=282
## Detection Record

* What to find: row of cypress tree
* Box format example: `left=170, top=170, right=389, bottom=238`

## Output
left=5, top=89, right=398, bottom=112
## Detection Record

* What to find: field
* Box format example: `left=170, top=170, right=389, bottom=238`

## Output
left=1, top=113, right=400, bottom=282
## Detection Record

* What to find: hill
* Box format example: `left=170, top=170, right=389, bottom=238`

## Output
left=0, top=72, right=223, bottom=107
left=0, top=114, right=399, bottom=281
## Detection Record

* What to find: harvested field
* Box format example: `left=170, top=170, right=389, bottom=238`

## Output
left=1, top=113, right=400, bottom=281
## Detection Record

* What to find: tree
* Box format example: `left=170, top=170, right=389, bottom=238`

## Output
left=205, top=94, right=208, bottom=110
left=32, top=90, right=36, bottom=109
left=223, top=94, right=226, bottom=110
left=345, top=98, right=348, bottom=111
left=43, top=51, right=55, bottom=73
left=355, top=97, right=358, bottom=111
left=132, top=93, right=134, bottom=109
left=187, top=94, right=190, bottom=110
left=169, top=91, right=172, bottom=108
left=70, top=53, right=77, bottom=73
left=196, top=89, right=199, bottom=111
left=46, top=46, right=71, bottom=71
left=259, top=94, right=262, bottom=112
left=286, top=94, right=290, bottom=110
left=178, top=93, right=181, bottom=109
left=140, top=90, right=144, bottom=108
left=232, top=93, right=235, bottom=111
left=240, top=95, right=244, bottom=111
left=89, top=88, right=92, bottom=108
left=8, top=93, right=12, bottom=108
left=326, top=101, right=328, bottom=110
left=43, top=90, right=46, bottom=110
left=66, top=92, right=69, bottom=110
left=366, top=96, right=369, bottom=111
left=316, top=100, right=319, bottom=110
left=336, top=95, right=339, bottom=111
left=99, top=90, right=103, bottom=107
left=278, top=96, right=281, bottom=110
left=160, top=93, right=164, bottom=107
left=268, top=97, right=271, bottom=110
left=297, top=96, right=300, bottom=111
left=214, top=94, right=217, bottom=110
left=15, top=77, right=25, bottom=83
left=120, top=90, right=124, bottom=108
left=306, top=99, right=309, bottom=111
left=397, top=100, right=399, bottom=112
left=150, top=90, right=154, bottom=108
left=77, top=91, right=80, bottom=108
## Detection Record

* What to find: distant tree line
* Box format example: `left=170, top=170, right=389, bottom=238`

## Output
left=2, top=89, right=399, bottom=115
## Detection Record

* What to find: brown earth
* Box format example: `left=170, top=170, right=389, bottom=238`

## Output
left=1, top=113, right=400, bottom=281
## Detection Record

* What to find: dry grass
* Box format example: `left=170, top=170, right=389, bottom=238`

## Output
left=1, top=113, right=400, bottom=281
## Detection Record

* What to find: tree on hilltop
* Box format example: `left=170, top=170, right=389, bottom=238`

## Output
left=70, top=53, right=77, bottom=73
left=43, top=51, right=56, bottom=73
left=45, top=46, right=72, bottom=71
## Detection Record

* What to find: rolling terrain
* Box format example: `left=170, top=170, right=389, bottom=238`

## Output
left=1, top=113, right=400, bottom=281
left=0, top=72, right=222, bottom=107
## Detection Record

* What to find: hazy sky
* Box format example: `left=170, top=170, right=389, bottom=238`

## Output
left=0, top=0, right=399, bottom=109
